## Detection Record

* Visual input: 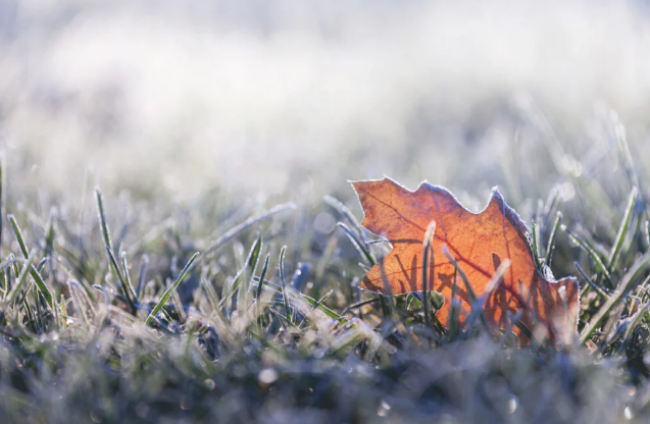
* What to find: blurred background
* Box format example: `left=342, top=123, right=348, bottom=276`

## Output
left=0, top=0, right=649, bottom=212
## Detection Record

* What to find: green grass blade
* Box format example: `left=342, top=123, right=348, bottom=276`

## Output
left=255, top=254, right=271, bottom=303
left=564, top=227, right=614, bottom=289
left=574, top=261, right=609, bottom=301
left=121, top=252, right=140, bottom=306
left=94, top=189, right=138, bottom=313
left=531, top=221, right=543, bottom=268
left=279, top=246, right=290, bottom=318
left=8, top=215, right=29, bottom=258
left=441, top=246, right=490, bottom=333
left=607, top=186, right=638, bottom=271
left=337, top=222, right=376, bottom=266
left=145, top=252, right=200, bottom=326
left=136, top=255, right=149, bottom=300
left=105, top=247, right=137, bottom=314
left=545, top=212, right=562, bottom=267
left=448, top=263, right=460, bottom=340
left=422, top=221, right=436, bottom=328
left=95, top=189, right=113, bottom=252
left=45, top=208, right=56, bottom=257
left=6, top=252, right=36, bottom=304
left=8, top=215, right=53, bottom=307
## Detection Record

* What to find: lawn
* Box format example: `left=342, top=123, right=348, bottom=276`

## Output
left=2, top=2, right=650, bottom=423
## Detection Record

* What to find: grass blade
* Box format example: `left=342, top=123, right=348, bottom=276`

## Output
left=422, top=221, right=436, bottom=328
left=531, top=221, right=543, bottom=268
left=564, top=227, right=614, bottom=289
left=279, top=246, right=290, bottom=318
left=6, top=252, right=36, bottom=304
left=545, top=212, right=562, bottom=267
left=255, top=254, right=271, bottom=303
left=574, top=261, right=609, bottom=301
left=95, top=189, right=114, bottom=251
left=607, top=186, right=638, bottom=271
left=145, top=252, right=200, bottom=326
left=337, top=222, right=376, bottom=266
left=441, top=246, right=490, bottom=333
left=8, top=215, right=53, bottom=307
left=105, top=247, right=137, bottom=314
left=136, top=255, right=149, bottom=300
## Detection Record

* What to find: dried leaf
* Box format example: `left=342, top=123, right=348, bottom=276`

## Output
left=352, top=178, right=579, bottom=344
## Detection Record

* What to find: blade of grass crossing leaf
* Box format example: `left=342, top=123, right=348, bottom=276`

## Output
left=8, top=215, right=53, bottom=307
left=145, top=252, right=200, bottom=326
left=422, top=221, right=436, bottom=328
left=442, top=246, right=490, bottom=333
left=607, top=187, right=638, bottom=271
left=531, top=221, right=543, bottom=268
left=448, top=263, right=460, bottom=340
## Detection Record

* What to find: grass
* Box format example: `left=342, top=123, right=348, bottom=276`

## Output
left=1, top=121, right=650, bottom=424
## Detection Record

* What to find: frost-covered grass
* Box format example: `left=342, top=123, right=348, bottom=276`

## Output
left=1, top=116, right=650, bottom=423
left=2, top=2, right=650, bottom=423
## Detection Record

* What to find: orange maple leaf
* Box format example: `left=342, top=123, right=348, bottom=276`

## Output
left=352, top=178, right=579, bottom=344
